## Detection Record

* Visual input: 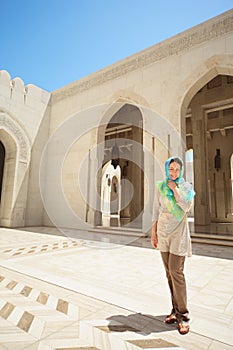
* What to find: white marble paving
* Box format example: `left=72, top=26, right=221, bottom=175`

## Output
left=7, top=306, right=24, bottom=324
left=29, top=316, right=46, bottom=339
left=0, top=318, right=37, bottom=342
left=46, top=295, right=58, bottom=309
left=0, top=227, right=233, bottom=349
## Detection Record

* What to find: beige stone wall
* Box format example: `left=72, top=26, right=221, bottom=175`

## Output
left=45, top=10, right=233, bottom=229
left=1, top=10, right=233, bottom=229
left=0, top=70, right=50, bottom=227
left=51, top=9, right=233, bottom=128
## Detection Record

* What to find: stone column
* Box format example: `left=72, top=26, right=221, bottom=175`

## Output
left=87, top=145, right=103, bottom=227
left=11, top=160, right=29, bottom=227
left=191, top=104, right=211, bottom=225
left=130, top=125, right=143, bottom=226
left=142, top=131, right=155, bottom=235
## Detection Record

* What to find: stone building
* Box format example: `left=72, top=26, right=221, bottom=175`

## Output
left=0, top=9, right=233, bottom=237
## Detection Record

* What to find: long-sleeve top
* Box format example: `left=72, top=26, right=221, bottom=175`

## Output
left=153, top=180, right=194, bottom=257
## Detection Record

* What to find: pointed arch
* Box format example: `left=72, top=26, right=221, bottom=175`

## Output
left=180, top=55, right=233, bottom=120
left=95, top=102, right=144, bottom=228
left=180, top=57, right=233, bottom=224
left=0, top=113, right=31, bottom=227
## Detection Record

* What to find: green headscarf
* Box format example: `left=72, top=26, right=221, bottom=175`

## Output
left=157, top=156, right=195, bottom=221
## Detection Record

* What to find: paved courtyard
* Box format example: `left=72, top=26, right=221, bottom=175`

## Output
left=0, top=226, right=232, bottom=350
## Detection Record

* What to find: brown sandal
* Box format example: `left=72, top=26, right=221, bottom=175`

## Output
left=178, top=322, right=190, bottom=335
left=165, top=313, right=177, bottom=324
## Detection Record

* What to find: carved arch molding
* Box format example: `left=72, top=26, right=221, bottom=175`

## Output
left=0, top=112, right=31, bottom=164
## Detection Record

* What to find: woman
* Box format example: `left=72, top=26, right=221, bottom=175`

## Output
left=151, top=156, right=195, bottom=335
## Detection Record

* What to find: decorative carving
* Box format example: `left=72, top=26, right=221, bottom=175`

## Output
left=223, top=107, right=233, bottom=116
left=227, top=75, right=233, bottom=84
left=53, top=11, right=233, bottom=102
left=0, top=113, right=30, bottom=163
left=207, top=111, right=219, bottom=119
left=207, top=76, right=222, bottom=89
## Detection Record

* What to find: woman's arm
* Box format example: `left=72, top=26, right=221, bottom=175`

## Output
left=151, top=221, right=158, bottom=248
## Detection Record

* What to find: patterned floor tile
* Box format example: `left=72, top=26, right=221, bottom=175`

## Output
left=0, top=240, right=80, bottom=258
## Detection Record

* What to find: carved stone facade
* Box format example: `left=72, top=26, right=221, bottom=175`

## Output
left=0, top=9, right=233, bottom=231
left=0, top=71, right=50, bottom=227
left=0, top=113, right=30, bottom=162
left=53, top=10, right=233, bottom=102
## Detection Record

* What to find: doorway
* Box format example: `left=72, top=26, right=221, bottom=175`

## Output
left=185, top=75, right=233, bottom=223
left=101, top=104, right=144, bottom=228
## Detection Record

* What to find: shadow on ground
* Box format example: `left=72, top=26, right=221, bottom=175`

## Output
left=106, top=313, right=177, bottom=335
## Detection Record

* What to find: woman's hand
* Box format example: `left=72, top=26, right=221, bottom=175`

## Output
left=151, top=233, right=158, bottom=249
left=167, top=180, right=177, bottom=191
left=167, top=180, right=180, bottom=202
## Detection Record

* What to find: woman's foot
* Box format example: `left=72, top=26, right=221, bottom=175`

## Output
left=178, top=322, right=190, bottom=335
left=165, top=313, right=177, bottom=324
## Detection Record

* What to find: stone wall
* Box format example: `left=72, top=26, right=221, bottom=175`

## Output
left=46, top=10, right=233, bottom=228
left=1, top=9, right=233, bottom=228
left=0, top=70, right=50, bottom=227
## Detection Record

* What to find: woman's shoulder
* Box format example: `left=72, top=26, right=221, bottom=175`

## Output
left=180, top=180, right=194, bottom=190
left=179, top=179, right=195, bottom=198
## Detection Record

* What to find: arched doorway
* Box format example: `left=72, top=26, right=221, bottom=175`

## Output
left=0, top=113, right=31, bottom=227
left=185, top=74, right=233, bottom=224
left=0, top=141, right=5, bottom=204
left=101, top=161, right=121, bottom=227
left=101, top=104, right=144, bottom=228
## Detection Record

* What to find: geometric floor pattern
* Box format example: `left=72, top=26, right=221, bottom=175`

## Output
left=0, top=268, right=181, bottom=350
left=0, top=271, right=81, bottom=349
left=0, top=226, right=233, bottom=350
left=0, top=266, right=183, bottom=350
left=0, top=265, right=186, bottom=350
left=1, top=239, right=79, bottom=257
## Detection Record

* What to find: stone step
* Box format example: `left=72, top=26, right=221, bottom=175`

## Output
left=55, top=346, right=101, bottom=350
left=90, top=226, right=145, bottom=237
left=191, top=233, right=233, bottom=246
left=191, top=232, right=233, bottom=240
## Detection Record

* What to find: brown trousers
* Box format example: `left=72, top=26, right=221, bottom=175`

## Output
left=161, top=252, right=189, bottom=322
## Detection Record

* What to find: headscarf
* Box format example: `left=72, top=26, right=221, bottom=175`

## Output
left=157, top=156, right=195, bottom=221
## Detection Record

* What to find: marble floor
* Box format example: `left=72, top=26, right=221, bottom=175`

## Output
left=0, top=227, right=232, bottom=350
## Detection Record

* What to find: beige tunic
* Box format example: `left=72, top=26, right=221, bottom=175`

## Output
left=153, top=182, right=193, bottom=257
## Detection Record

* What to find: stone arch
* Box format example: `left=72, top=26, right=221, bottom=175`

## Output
left=180, top=54, right=233, bottom=121
left=0, top=112, right=31, bottom=227
left=179, top=56, right=233, bottom=225
left=0, top=112, right=31, bottom=163
left=98, top=102, right=144, bottom=228
left=110, top=90, right=150, bottom=108
left=100, top=161, right=121, bottom=226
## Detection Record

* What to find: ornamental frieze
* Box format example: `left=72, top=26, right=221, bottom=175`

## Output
left=0, top=113, right=31, bottom=163
left=53, top=11, right=233, bottom=101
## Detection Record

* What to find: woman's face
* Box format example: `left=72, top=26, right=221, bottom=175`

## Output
left=169, top=161, right=181, bottom=180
